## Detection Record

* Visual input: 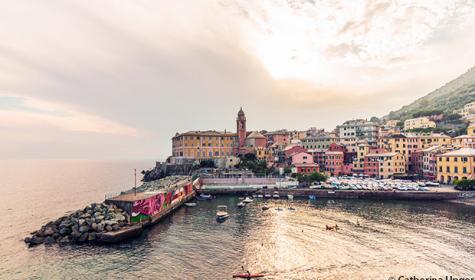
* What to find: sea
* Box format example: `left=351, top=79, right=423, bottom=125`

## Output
left=0, top=159, right=474, bottom=280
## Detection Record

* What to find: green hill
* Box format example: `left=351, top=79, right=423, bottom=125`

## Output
left=386, top=66, right=475, bottom=121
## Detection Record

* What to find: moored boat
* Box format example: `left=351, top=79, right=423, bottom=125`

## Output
left=287, top=194, right=294, bottom=200
left=216, top=205, right=229, bottom=222
left=185, top=202, right=197, bottom=207
left=272, top=191, right=280, bottom=199
left=197, top=194, right=213, bottom=201
left=237, top=202, right=245, bottom=208
left=243, top=197, right=253, bottom=203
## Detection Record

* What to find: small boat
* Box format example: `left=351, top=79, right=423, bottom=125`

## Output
left=185, top=202, right=197, bottom=207
left=257, top=194, right=263, bottom=198
left=237, top=202, right=245, bottom=208
left=243, top=197, right=253, bottom=203
left=308, top=195, right=316, bottom=200
left=252, top=194, right=257, bottom=198
left=287, top=194, right=294, bottom=200
left=327, top=191, right=335, bottom=194
left=232, top=273, right=266, bottom=279
left=272, top=191, right=280, bottom=199
left=216, top=205, right=229, bottom=222
left=264, top=193, right=271, bottom=199
left=288, top=207, right=296, bottom=211
left=197, top=194, right=213, bottom=201
left=262, top=205, right=269, bottom=211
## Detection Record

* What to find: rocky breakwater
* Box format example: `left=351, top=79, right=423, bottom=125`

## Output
left=24, top=202, right=129, bottom=246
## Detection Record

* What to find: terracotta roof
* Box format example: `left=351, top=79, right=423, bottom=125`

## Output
left=247, top=131, right=266, bottom=139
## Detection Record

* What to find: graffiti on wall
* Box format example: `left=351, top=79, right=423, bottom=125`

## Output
left=131, top=183, right=193, bottom=223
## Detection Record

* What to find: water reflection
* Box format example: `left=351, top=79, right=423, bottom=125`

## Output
left=2, top=194, right=475, bottom=279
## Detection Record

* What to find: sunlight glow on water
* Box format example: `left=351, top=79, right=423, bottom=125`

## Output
left=1, top=160, right=474, bottom=280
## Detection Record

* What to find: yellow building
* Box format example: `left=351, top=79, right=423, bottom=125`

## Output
left=364, top=152, right=406, bottom=179
left=172, top=130, right=237, bottom=159
left=378, top=133, right=452, bottom=171
left=436, top=148, right=475, bottom=183
left=404, top=117, right=436, bottom=131
left=353, top=141, right=370, bottom=173
left=468, top=123, right=475, bottom=136
left=255, top=147, right=270, bottom=160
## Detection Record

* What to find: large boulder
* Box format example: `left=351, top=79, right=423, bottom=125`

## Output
left=79, top=225, right=90, bottom=233
left=59, top=227, right=71, bottom=236
left=44, top=236, right=55, bottom=245
left=78, top=233, right=88, bottom=243
left=43, top=227, right=56, bottom=236
left=87, top=232, right=96, bottom=241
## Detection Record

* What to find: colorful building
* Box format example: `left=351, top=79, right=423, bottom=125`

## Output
left=291, top=152, right=314, bottom=165
left=404, top=117, right=436, bottom=130
left=325, top=151, right=344, bottom=176
left=436, top=148, right=475, bottom=184
left=364, top=152, right=406, bottom=179
left=293, top=163, right=319, bottom=175
left=171, top=130, right=237, bottom=159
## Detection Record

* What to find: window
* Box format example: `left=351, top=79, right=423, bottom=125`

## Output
left=454, top=167, right=458, bottom=173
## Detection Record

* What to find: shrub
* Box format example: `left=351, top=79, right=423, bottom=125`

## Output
left=454, top=179, right=475, bottom=191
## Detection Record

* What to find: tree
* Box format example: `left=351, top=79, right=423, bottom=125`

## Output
left=199, top=159, right=215, bottom=168
left=369, top=116, right=381, bottom=124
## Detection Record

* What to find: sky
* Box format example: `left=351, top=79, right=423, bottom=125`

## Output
left=1, top=0, right=475, bottom=159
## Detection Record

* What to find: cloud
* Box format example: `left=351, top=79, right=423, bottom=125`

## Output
left=0, top=0, right=475, bottom=159
left=0, top=94, right=139, bottom=136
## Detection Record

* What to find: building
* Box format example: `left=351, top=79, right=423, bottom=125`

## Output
left=337, top=119, right=380, bottom=146
left=284, top=145, right=307, bottom=159
left=378, top=133, right=452, bottom=172
left=455, top=101, right=475, bottom=118
left=245, top=131, right=266, bottom=149
left=291, top=152, right=314, bottom=165
left=172, top=108, right=250, bottom=160
left=265, top=130, right=290, bottom=148
left=325, top=151, right=344, bottom=176
left=364, top=152, right=406, bottom=179
left=171, top=130, right=237, bottom=159
left=302, top=133, right=339, bottom=150
left=292, top=163, right=319, bottom=175
left=420, top=146, right=449, bottom=180
left=236, top=107, right=247, bottom=154
left=353, top=141, right=370, bottom=174
left=404, top=117, right=436, bottom=130
left=436, top=148, right=475, bottom=183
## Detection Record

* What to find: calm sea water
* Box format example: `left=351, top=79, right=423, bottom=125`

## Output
left=1, top=160, right=475, bottom=280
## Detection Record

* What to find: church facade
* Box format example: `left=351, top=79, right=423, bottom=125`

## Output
left=172, top=108, right=261, bottom=160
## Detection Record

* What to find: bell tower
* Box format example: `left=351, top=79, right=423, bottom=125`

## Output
left=236, top=107, right=246, bottom=153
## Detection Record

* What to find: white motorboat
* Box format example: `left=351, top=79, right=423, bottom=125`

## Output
left=264, top=193, right=272, bottom=199
left=185, top=202, right=197, bottom=207
left=287, top=194, right=294, bottom=200
left=243, top=197, right=253, bottom=203
left=272, top=191, right=280, bottom=199
left=237, top=202, right=245, bottom=208
left=216, top=205, right=229, bottom=221
left=257, top=194, right=264, bottom=198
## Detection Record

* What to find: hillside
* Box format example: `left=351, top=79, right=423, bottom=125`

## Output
left=386, top=66, right=475, bottom=121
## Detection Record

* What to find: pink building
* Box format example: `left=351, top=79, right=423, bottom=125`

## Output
left=266, top=131, right=290, bottom=147
left=245, top=131, right=267, bottom=148
left=291, top=152, right=314, bottom=165
left=284, top=145, right=307, bottom=159
left=325, top=151, right=344, bottom=176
